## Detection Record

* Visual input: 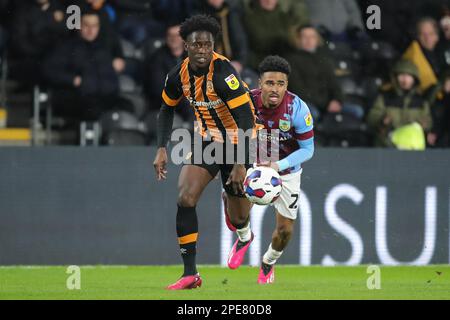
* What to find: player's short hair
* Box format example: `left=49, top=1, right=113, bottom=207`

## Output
left=179, top=14, right=221, bottom=41
left=258, top=55, right=291, bottom=77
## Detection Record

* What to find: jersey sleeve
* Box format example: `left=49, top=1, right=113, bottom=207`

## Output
left=161, top=65, right=183, bottom=107
left=276, top=96, right=315, bottom=171
left=213, top=60, right=251, bottom=110
left=292, top=97, right=314, bottom=140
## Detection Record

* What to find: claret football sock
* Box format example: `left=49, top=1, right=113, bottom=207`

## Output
left=176, top=205, right=198, bottom=276
left=262, top=243, right=283, bottom=266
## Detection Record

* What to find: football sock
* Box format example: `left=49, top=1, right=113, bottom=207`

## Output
left=176, top=205, right=198, bottom=276
left=236, top=221, right=252, bottom=242
left=262, top=243, right=283, bottom=265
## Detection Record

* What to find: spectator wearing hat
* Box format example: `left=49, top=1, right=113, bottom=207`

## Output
left=368, top=60, right=432, bottom=147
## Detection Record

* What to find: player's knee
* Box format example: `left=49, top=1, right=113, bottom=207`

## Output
left=177, top=190, right=198, bottom=207
left=229, top=215, right=248, bottom=228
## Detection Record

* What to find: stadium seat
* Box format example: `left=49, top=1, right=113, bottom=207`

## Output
left=327, top=41, right=355, bottom=61
left=361, top=76, right=384, bottom=103
left=140, top=37, right=165, bottom=61
left=361, top=40, right=398, bottom=61
left=99, top=110, right=147, bottom=146
left=102, top=129, right=147, bottom=146
left=99, top=110, right=144, bottom=132
left=119, top=74, right=138, bottom=93
left=0, top=50, right=7, bottom=117
left=360, top=40, right=399, bottom=78
left=315, top=112, right=370, bottom=147
left=338, top=76, right=363, bottom=97
left=121, top=38, right=139, bottom=60
left=333, top=58, right=361, bottom=78
left=241, top=68, right=259, bottom=90
left=120, top=92, right=147, bottom=119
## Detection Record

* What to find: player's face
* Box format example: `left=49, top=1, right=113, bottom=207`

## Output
left=185, top=31, right=214, bottom=70
left=259, top=72, right=288, bottom=109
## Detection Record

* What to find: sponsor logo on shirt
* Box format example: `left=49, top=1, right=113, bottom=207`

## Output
left=188, top=97, right=224, bottom=109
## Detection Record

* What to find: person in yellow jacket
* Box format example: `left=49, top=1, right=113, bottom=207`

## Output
left=402, top=17, right=444, bottom=93
left=368, top=60, right=432, bottom=148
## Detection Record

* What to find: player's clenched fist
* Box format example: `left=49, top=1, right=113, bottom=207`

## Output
left=153, top=148, right=168, bottom=181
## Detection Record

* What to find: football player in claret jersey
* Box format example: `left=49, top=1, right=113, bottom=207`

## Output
left=253, top=56, right=314, bottom=283
left=153, top=15, right=258, bottom=290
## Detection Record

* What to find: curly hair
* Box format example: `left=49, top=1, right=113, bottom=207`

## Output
left=258, top=55, right=291, bottom=76
left=179, top=14, right=221, bottom=41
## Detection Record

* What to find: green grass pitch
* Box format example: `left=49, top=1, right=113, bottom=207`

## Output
left=0, top=265, right=449, bottom=300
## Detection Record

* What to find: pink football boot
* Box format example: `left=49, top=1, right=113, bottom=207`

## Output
left=227, top=232, right=254, bottom=269
left=257, top=263, right=275, bottom=284
left=167, top=273, right=202, bottom=290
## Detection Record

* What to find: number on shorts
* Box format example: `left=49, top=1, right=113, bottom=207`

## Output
left=289, top=194, right=299, bottom=209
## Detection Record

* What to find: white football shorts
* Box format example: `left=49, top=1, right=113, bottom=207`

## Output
left=272, top=170, right=302, bottom=220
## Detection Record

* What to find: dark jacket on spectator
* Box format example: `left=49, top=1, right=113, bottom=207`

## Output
left=72, top=0, right=124, bottom=59
left=144, top=45, right=184, bottom=108
left=43, top=36, right=119, bottom=97
left=243, top=0, right=309, bottom=69
left=151, top=0, right=196, bottom=25
left=194, top=0, right=249, bottom=65
left=0, top=0, right=14, bottom=28
left=10, top=0, right=67, bottom=59
left=144, top=45, right=192, bottom=120
left=284, top=48, right=344, bottom=112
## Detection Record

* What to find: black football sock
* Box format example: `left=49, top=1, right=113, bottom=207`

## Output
left=176, top=205, right=198, bottom=277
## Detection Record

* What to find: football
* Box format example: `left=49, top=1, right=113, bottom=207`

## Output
left=244, top=166, right=282, bottom=205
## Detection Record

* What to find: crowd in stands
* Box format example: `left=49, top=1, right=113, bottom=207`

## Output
left=0, top=0, right=449, bottom=148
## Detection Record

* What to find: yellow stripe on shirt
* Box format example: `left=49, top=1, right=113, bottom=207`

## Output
left=227, top=93, right=250, bottom=109
left=162, top=89, right=182, bottom=107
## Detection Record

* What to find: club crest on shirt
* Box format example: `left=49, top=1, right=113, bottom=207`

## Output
left=279, top=119, right=291, bottom=132
left=304, top=112, right=312, bottom=127
left=225, top=74, right=240, bottom=90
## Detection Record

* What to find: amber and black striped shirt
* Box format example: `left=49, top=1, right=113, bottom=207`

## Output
left=162, top=52, right=256, bottom=144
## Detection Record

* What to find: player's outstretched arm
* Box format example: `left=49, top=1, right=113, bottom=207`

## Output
left=153, top=104, right=174, bottom=180
left=276, top=98, right=315, bottom=172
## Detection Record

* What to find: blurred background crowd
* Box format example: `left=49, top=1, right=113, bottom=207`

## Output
left=0, top=0, right=449, bottom=148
